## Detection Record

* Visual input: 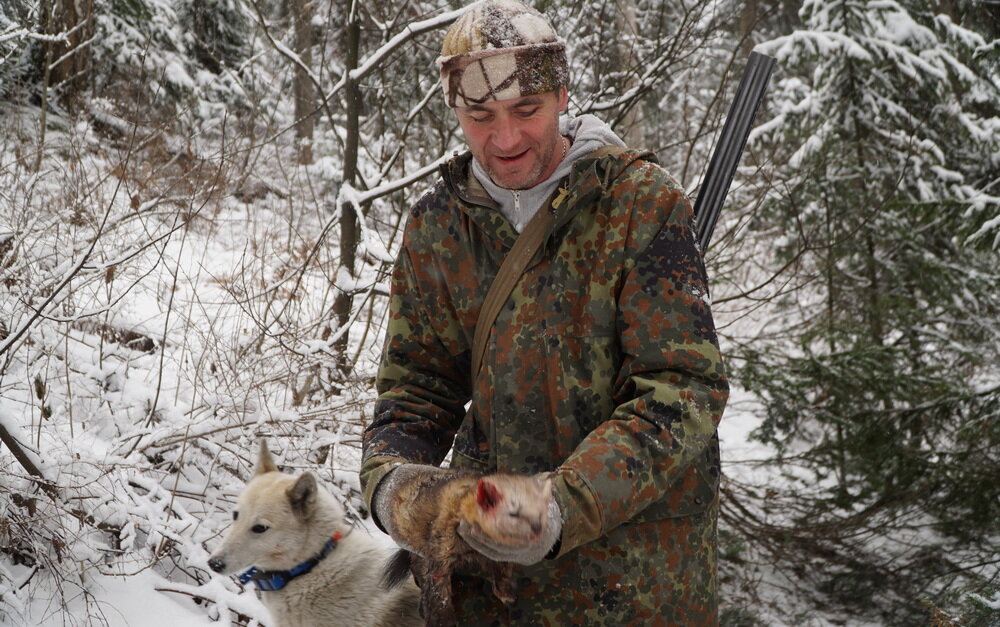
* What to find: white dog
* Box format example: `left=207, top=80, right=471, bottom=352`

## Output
left=208, top=441, right=421, bottom=627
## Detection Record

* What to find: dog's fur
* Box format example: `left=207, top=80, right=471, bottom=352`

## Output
left=208, top=442, right=421, bottom=627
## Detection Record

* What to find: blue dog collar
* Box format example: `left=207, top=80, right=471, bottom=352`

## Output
left=238, top=532, right=342, bottom=592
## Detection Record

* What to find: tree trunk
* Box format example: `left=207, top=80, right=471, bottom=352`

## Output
left=739, top=0, right=759, bottom=57
left=615, top=0, right=645, bottom=148
left=40, top=0, right=95, bottom=111
left=332, top=0, right=362, bottom=376
left=293, top=0, right=316, bottom=165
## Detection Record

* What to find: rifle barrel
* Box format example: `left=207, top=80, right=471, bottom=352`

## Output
left=694, top=51, right=777, bottom=252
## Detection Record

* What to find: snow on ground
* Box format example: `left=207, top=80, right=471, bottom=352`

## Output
left=8, top=569, right=229, bottom=627
left=5, top=518, right=400, bottom=627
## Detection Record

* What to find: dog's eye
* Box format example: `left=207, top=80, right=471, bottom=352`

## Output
left=233, top=511, right=239, bottom=521
left=251, top=524, right=269, bottom=534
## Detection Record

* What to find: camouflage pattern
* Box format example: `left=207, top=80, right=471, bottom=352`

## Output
left=362, top=148, right=729, bottom=624
left=438, top=0, right=569, bottom=108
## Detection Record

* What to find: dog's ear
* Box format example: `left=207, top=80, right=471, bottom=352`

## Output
left=288, top=472, right=317, bottom=519
left=255, top=440, right=280, bottom=477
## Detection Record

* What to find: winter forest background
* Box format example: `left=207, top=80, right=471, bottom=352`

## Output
left=0, top=0, right=998, bottom=624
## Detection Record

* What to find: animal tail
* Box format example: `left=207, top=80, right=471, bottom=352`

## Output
left=380, top=549, right=412, bottom=590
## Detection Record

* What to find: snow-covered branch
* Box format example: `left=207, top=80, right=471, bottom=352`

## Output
left=0, top=19, right=85, bottom=45
left=358, top=152, right=452, bottom=205
left=323, top=8, right=464, bottom=102
left=584, top=45, right=679, bottom=112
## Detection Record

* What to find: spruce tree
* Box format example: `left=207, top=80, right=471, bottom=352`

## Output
left=740, top=0, right=1000, bottom=618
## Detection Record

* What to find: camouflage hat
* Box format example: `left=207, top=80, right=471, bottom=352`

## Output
left=437, top=0, right=569, bottom=108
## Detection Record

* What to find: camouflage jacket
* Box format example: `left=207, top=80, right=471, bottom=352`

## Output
left=361, top=148, right=729, bottom=624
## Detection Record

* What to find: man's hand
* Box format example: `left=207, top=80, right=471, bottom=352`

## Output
left=372, top=463, right=457, bottom=554
left=457, top=485, right=562, bottom=565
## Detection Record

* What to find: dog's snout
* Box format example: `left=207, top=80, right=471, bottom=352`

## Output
left=208, top=556, right=226, bottom=573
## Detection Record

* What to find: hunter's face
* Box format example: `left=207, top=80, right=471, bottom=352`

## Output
left=455, top=89, right=569, bottom=190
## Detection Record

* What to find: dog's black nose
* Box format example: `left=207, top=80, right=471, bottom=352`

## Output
left=208, top=556, right=226, bottom=573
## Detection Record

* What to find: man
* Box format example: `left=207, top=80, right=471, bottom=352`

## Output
left=360, top=0, right=729, bottom=624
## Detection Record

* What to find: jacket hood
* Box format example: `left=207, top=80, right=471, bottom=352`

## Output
left=441, top=142, right=658, bottom=245
left=468, top=114, right=627, bottom=232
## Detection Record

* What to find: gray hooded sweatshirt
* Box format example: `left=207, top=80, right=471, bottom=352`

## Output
left=471, top=114, right=626, bottom=232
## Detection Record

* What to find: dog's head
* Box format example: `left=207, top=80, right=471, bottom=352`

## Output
left=207, top=441, right=346, bottom=576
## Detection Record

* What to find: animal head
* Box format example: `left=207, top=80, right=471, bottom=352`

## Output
left=474, top=475, right=553, bottom=542
left=207, top=441, right=345, bottom=576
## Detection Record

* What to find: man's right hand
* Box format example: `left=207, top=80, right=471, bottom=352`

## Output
left=371, top=463, right=457, bottom=554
